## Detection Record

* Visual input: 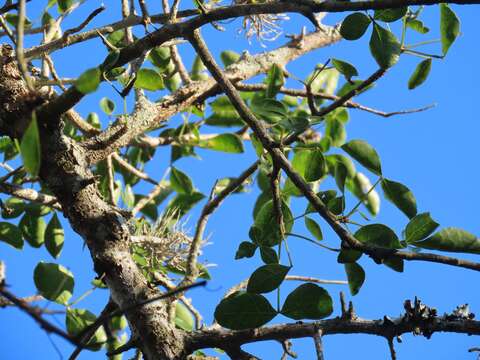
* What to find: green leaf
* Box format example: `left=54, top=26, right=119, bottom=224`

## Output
left=171, top=167, right=194, bottom=194
left=325, top=118, right=346, bottom=147
left=134, top=68, right=164, bottom=91
left=250, top=98, right=288, bottom=123
left=260, top=246, right=279, bottom=264
left=331, top=58, right=358, bottom=81
left=413, top=227, right=480, bottom=254
left=265, top=64, right=284, bottom=98
left=1, top=198, right=25, bottom=219
left=340, top=13, right=371, bottom=40
left=75, top=67, right=101, bottom=94
left=198, top=133, right=244, bottom=153
left=408, top=59, right=432, bottom=90
left=87, top=112, right=101, bottom=129
left=19, top=213, right=46, bottom=248
left=292, top=149, right=327, bottom=182
left=175, top=302, right=194, bottom=331
left=374, top=8, right=407, bottom=22
left=122, top=184, right=135, bottom=208
left=220, top=50, right=240, bottom=67
left=45, top=213, right=64, bottom=258
left=167, top=192, right=205, bottom=217
left=235, top=241, right=257, bottom=259
left=342, top=139, right=382, bottom=175
left=406, top=19, right=430, bottom=34
left=440, top=4, right=460, bottom=55
left=254, top=200, right=293, bottom=246
left=0, top=222, right=23, bottom=249
left=57, top=0, right=73, bottom=13
left=381, top=178, right=417, bottom=218
left=327, top=154, right=356, bottom=178
left=20, top=116, right=41, bottom=177
left=337, top=249, right=362, bottom=264
left=66, top=308, right=107, bottom=350
left=345, top=262, right=365, bottom=296
left=405, top=212, right=439, bottom=243
left=206, top=96, right=243, bottom=127
left=354, top=224, right=401, bottom=249
left=384, top=257, right=404, bottom=272
left=369, top=23, right=401, bottom=69
left=24, top=203, right=51, bottom=217
left=247, top=264, right=290, bottom=294
left=346, top=172, right=380, bottom=216
left=335, top=162, right=348, bottom=193
left=149, top=47, right=171, bottom=70
left=305, top=216, right=323, bottom=241
left=100, top=97, right=115, bottom=115
left=34, top=262, right=74, bottom=305
left=281, top=283, right=333, bottom=320
left=214, top=291, right=277, bottom=330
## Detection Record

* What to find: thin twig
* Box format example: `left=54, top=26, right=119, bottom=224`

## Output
left=0, top=286, right=77, bottom=346
left=181, top=161, right=258, bottom=285
left=235, top=83, right=435, bottom=118
left=0, top=14, right=15, bottom=44
left=63, top=5, right=105, bottom=39
left=15, top=0, right=33, bottom=90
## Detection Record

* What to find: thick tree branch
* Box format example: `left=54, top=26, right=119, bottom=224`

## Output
left=188, top=303, right=480, bottom=352
left=81, top=26, right=341, bottom=164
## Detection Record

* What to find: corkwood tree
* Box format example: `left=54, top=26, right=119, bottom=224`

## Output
left=0, top=0, right=479, bottom=359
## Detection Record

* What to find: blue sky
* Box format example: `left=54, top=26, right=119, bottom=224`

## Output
left=1, top=2, right=479, bottom=359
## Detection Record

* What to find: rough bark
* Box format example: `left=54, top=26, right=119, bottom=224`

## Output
left=0, top=44, right=186, bottom=360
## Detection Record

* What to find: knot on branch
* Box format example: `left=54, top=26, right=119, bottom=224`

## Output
left=402, top=297, right=438, bottom=338
left=0, top=44, right=47, bottom=138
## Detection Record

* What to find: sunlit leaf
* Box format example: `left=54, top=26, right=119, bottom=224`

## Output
left=408, top=59, right=432, bottom=90
left=440, top=4, right=460, bottom=55
left=342, top=140, right=382, bottom=176
left=413, top=227, right=480, bottom=254
left=0, top=222, right=23, bottom=249
left=45, top=213, right=64, bottom=258
left=34, top=262, right=74, bottom=305
left=369, top=23, right=401, bottom=68
left=405, top=212, right=439, bottom=243
left=20, top=116, right=41, bottom=177
left=381, top=178, right=417, bottom=219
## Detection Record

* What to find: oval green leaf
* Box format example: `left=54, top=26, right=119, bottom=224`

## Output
left=20, top=213, right=46, bottom=248
left=134, top=68, right=164, bottom=91
left=331, top=58, right=358, bottom=81
left=374, top=8, right=407, bottom=22
left=440, top=4, right=460, bottom=55
left=342, top=139, right=382, bottom=175
left=171, top=167, right=194, bottom=194
left=281, top=283, right=333, bottom=320
left=247, top=264, right=290, bottom=294
left=45, top=213, right=64, bottom=258
left=354, top=224, right=401, bottom=249
left=369, top=23, right=401, bottom=69
left=235, top=241, right=257, bottom=259
left=175, top=302, right=194, bottom=331
left=198, top=133, right=244, bottom=153
left=20, top=116, right=41, bottom=177
left=413, top=227, right=480, bottom=254
left=75, top=67, right=101, bottom=94
left=345, top=262, right=365, bottom=296
left=100, top=97, right=115, bottom=115
left=34, top=262, right=74, bottom=304
left=66, top=308, right=107, bottom=350
left=405, top=212, right=439, bottom=244
left=0, top=222, right=23, bottom=249
left=305, top=216, right=323, bottom=241
left=381, top=178, right=417, bottom=219
left=214, top=291, right=277, bottom=330
left=340, top=13, right=371, bottom=40
left=408, top=59, right=432, bottom=90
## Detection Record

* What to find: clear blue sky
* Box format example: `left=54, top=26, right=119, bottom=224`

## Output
left=1, top=2, right=479, bottom=359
